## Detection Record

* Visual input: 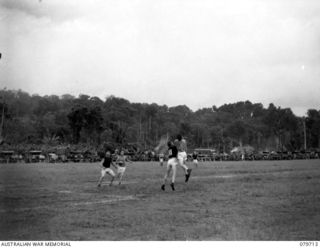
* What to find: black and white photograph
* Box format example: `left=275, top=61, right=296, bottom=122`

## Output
left=0, top=0, right=320, bottom=243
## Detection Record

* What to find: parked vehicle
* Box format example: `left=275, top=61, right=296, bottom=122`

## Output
left=194, top=148, right=217, bottom=161
left=83, top=151, right=100, bottom=162
left=253, top=152, right=264, bottom=160
left=48, top=153, right=59, bottom=163
left=262, top=151, right=270, bottom=160
left=68, top=151, right=83, bottom=162
left=278, top=151, right=293, bottom=160
left=0, top=151, right=16, bottom=163
left=269, top=151, right=281, bottom=160
left=25, top=150, right=45, bottom=163
left=292, top=151, right=305, bottom=160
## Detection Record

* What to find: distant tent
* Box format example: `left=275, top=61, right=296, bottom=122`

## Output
left=231, top=145, right=254, bottom=154
left=231, top=147, right=241, bottom=153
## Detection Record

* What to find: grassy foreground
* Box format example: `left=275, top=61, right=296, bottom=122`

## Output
left=1, top=160, right=320, bottom=240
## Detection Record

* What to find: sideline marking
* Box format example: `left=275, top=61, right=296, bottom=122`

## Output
left=72, top=195, right=137, bottom=206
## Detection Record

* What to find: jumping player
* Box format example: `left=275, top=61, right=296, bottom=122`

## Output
left=174, top=134, right=192, bottom=182
left=161, top=141, right=178, bottom=191
left=115, top=150, right=132, bottom=185
left=97, top=151, right=117, bottom=187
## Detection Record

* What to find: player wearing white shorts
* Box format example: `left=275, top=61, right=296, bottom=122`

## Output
left=192, top=151, right=198, bottom=167
left=115, top=150, right=132, bottom=185
left=159, top=153, right=164, bottom=166
left=161, top=141, right=179, bottom=191
left=97, top=151, right=117, bottom=187
left=174, top=134, right=192, bottom=182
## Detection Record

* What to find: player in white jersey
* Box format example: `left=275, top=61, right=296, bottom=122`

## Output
left=115, top=150, right=132, bottom=185
left=174, top=134, right=192, bottom=182
left=159, top=153, right=164, bottom=166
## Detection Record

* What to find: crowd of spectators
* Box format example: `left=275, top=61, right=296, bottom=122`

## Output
left=0, top=142, right=319, bottom=163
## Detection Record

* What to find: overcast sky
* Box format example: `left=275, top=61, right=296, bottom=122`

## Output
left=0, top=0, right=319, bottom=116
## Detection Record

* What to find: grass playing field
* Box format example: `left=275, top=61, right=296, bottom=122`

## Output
left=1, top=160, right=320, bottom=240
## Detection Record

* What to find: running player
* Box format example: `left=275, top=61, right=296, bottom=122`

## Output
left=192, top=151, right=198, bottom=167
left=115, top=150, right=132, bottom=185
left=97, top=150, right=117, bottom=187
left=174, top=134, right=192, bottom=182
left=159, top=153, right=164, bottom=166
left=161, top=141, right=178, bottom=191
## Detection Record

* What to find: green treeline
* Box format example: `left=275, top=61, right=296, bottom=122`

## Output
left=1, top=89, right=319, bottom=152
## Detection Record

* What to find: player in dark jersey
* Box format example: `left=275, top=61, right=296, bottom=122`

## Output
left=192, top=151, right=198, bottom=167
left=161, top=141, right=179, bottom=191
left=97, top=150, right=117, bottom=187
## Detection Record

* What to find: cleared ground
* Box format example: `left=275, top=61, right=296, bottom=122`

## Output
left=1, top=160, right=320, bottom=240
